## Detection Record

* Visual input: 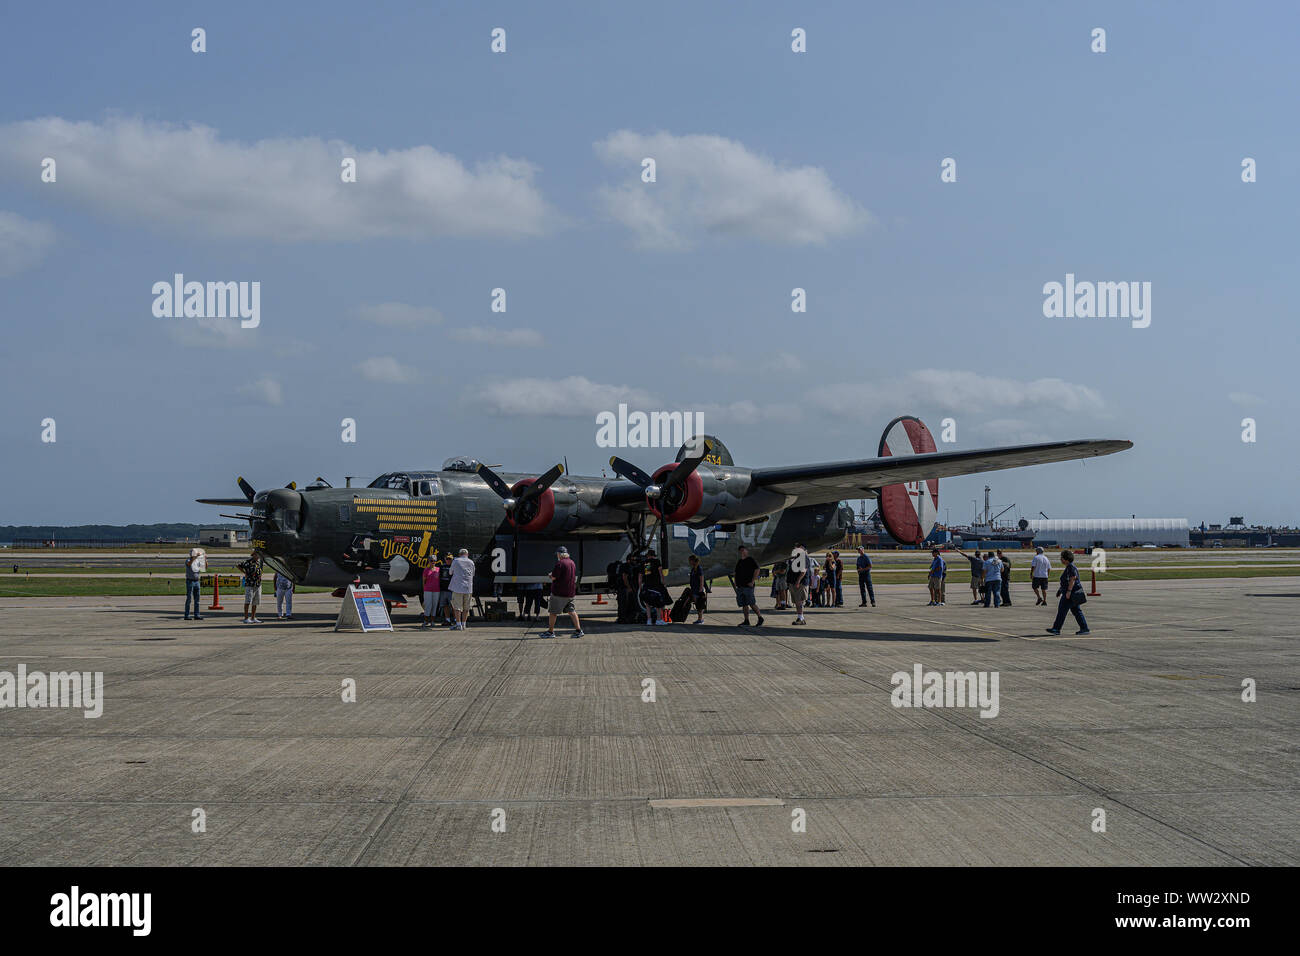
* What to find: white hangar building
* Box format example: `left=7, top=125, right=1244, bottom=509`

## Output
left=1029, top=518, right=1190, bottom=548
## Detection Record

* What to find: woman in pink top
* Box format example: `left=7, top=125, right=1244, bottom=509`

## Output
left=421, top=559, right=441, bottom=628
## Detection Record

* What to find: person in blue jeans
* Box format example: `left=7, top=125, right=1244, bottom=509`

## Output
left=831, top=551, right=845, bottom=606
left=184, top=548, right=204, bottom=620
left=1047, top=550, right=1090, bottom=635
left=855, top=547, right=875, bottom=607
left=981, top=554, right=1002, bottom=607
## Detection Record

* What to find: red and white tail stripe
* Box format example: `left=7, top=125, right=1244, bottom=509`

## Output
left=876, top=416, right=939, bottom=545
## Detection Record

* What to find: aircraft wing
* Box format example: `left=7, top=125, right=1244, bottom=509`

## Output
left=750, top=439, right=1132, bottom=507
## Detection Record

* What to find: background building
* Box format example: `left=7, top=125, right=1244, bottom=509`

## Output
left=1029, top=518, right=1190, bottom=549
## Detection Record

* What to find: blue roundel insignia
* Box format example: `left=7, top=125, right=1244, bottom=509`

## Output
left=676, top=525, right=728, bottom=556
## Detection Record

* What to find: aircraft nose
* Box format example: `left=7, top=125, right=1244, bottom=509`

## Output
left=265, top=488, right=303, bottom=532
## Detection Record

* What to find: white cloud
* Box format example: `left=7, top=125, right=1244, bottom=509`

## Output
left=595, top=130, right=869, bottom=248
left=968, top=418, right=1053, bottom=445
left=237, top=376, right=282, bottom=406
left=450, top=326, right=544, bottom=347
left=817, top=369, right=1105, bottom=416
left=0, top=116, right=553, bottom=240
left=168, top=315, right=251, bottom=349
left=476, top=376, right=660, bottom=417
left=695, top=400, right=800, bottom=426
left=1227, top=391, right=1265, bottom=407
left=0, top=211, right=55, bottom=277
left=356, top=302, right=443, bottom=327
left=359, top=356, right=419, bottom=384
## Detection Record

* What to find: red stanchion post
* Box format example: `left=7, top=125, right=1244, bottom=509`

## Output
left=593, top=592, right=607, bottom=605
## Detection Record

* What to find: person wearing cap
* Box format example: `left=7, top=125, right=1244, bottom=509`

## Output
left=184, top=547, right=205, bottom=621
left=855, top=546, right=875, bottom=607
left=1030, top=547, right=1052, bottom=606
left=542, top=545, right=584, bottom=638
left=238, top=551, right=264, bottom=624
left=926, top=548, right=946, bottom=606
left=449, top=548, right=476, bottom=630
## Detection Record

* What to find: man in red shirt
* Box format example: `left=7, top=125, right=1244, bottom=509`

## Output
left=543, top=545, right=584, bottom=639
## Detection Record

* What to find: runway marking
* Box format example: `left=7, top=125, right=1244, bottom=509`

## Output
left=649, top=798, right=785, bottom=809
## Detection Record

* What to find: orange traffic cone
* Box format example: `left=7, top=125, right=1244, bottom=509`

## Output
left=1089, top=571, right=1100, bottom=596
left=593, top=592, right=607, bottom=605
left=208, top=574, right=224, bottom=611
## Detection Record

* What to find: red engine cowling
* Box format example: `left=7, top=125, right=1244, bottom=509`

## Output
left=648, top=463, right=705, bottom=523
left=508, top=477, right=556, bottom=533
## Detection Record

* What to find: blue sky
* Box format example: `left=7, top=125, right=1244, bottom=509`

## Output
left=1, top=1, right=1296, bottom=527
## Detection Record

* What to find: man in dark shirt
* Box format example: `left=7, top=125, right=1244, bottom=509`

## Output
left=543, top=545, right=583, bottom=638
left=733, top=546, right=764, bottom=627
left=997, top=549, right=1013, bottom=607
left=640, top=549, right=669, bottom=625
left=855, top=547, right=875, bottom=607
left=831, top=551, right=845, bottom=606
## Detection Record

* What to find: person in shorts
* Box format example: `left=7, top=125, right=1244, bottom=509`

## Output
left=238, top=552, right=264, bottom=624
left=733, top=546, right=763, bottom=627
left=542, top=545, right=583, bottom=638
left=954, top=546, right=984, bottom=604
left=927, top=548, right=946, bottom=606
left=1030, top=547, right=1051, bottom=605
left=449, top=548, right=476, bottom=630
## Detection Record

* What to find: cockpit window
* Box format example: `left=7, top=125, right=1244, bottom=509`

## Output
left=364, top=473, right=414, bottom=492
left=413, top=479, right=440, bottom=497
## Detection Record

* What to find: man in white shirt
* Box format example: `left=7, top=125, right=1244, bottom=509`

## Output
left=449, top=548, right=477, bottom=630
left=1030, top=547, right=1052, bottom=606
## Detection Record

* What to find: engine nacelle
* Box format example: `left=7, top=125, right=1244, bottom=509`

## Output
left=648, top=464, right=787, bottom=527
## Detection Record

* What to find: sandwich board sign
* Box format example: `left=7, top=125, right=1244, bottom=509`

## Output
left=335, top=584, right=393, bottom=632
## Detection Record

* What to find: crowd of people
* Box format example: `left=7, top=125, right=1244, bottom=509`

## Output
left=184, top=540, right=1091, bottom=636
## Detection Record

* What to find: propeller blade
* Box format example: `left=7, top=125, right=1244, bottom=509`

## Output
left=284, top=481, right=297, bottom=490
left=660, top=438, right=712, bottom=493
left=237, top=477, right=256, bottom=503
left=314, top=476, right=332, bottom=488
left=609, top=456, right=654, bottom=488
left=197, top=497, right=254, bottom=506
left=516, top=463, right=564, bottom=506
left=474, top=463, right=515, bottom=502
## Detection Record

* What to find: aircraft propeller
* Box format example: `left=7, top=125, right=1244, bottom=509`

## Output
left=609, top=439, right=711, bottom=569
left=475, top=462, right=566, bottom=575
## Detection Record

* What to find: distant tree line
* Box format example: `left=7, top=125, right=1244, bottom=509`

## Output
left=1, top=523, right=244, bottom=541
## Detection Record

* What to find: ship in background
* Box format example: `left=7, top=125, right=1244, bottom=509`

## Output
left=843, top=484, right=1035, bottom=550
